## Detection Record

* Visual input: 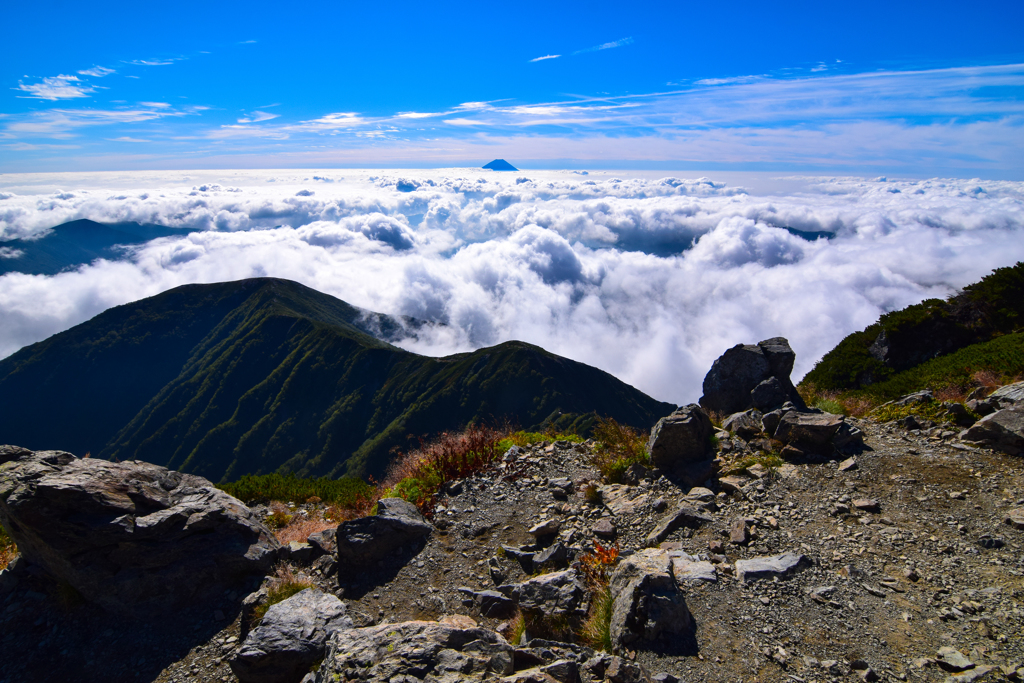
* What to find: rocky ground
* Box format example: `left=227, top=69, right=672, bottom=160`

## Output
left=2, top=415, right=1023, bottom=683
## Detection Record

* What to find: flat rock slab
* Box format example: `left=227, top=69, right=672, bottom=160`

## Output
left=718, top=474, right=751, bottom=493
left=936, top=646, right=974, bottom=672
left=668, top=554, right=718, bottom=583
left=773, top=412, right=844, bottom=452
left=735, top=552, right=811, bottom=583
left=600, top=485, right=649, bottom=516
left=644, top=505, right=712, bottom=547
left=506, top=569, right=586, bottom=617
left=230, top=588, right=350, bottom=683
left=853, top=498, right=880, bottom=513
left=318, top=620, right=514, bottom=681
left=1005, top=508, right=1024, bottom=530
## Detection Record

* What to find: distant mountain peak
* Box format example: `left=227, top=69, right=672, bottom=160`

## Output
left=482, top=159, right=518, bottom=171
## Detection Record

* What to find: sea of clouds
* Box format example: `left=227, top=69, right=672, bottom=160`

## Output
left=1, top=169, right=1022, bottom=405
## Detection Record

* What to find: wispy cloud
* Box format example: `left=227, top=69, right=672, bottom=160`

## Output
left=15, top=75, right=95, bottom=100
left=239, top=40, right=258, bottom=44
left=108, top=137, right=150, bottom=142
left=237, top=111, right=279, bottom=123
left=443, top=118, right=489, bottom=126
left=396, top=112, right=440, bottom=119
left=573, top=37, right=634, bottom=56
left=125, top=58, right=180, bottom=66
left=3, top=105, right=199, bottom=138
left=78, top=66, right=115, bottom=78
left=529, top=54, right=561, bottom=62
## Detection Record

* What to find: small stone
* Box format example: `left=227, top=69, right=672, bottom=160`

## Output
left=1005, top=508, right=1024, bottom=530
left=529, top=519, right=561, bottom=536
left=838, top=457, right=858, bottom=472
left=592, top=518, right=616, bottom=538
left=904, top=568, right=919, bottom=581
left=735, top=552, right=811, bottom=582
left=729, top=518, right=750, bottom=545
left=708, top=539, right=724, bottom=554
left=852, top=498, right=880, bottom=513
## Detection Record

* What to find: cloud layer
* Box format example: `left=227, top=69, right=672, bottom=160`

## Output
left=1, top=169, right=1022, bottom=406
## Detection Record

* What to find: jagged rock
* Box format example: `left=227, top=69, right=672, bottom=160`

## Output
left=502, top=544, right=536, bottom=574
left=335, top=497, right=432, bottom=566
left=533, top=542, right=569, bottom=572
left=580, top=654, right=652, bottom=683
left=772, top=411, right=846, bottom=454
left=959, top=407, right=1024, bottom=455
left=984, top=381, right=1024, bottom=408
left=307, top=528, right=336, bottom=556
left=735, top=552, right=811, bottom=582
left=506, top=569, right=587, bottom=617
left=729, top=518, right=750, bottom=545
left=474, top=589, right=516, bottom=618
left=646, top=405, right=715, bottom=483
left=0, top=446, right=280, bottom=616
left=529, top=519, right=561, bottom=536
left=593, top=518, right=616, bottom=538
left=315, top=620, right=514, bottom=681
left=722, top=410, right=762, bottom=440
left=287, top=541, right=314, bottom=564
left=718, top=473, right=751, bottom=493
left=608, top=549, right=691, bottom=651
left=230, top=588, right=351, bottom=683
left=699, top=338, right=804, bottom=414
left=944, top=402, right=977, bottom=427
left=644, top=505, right=712, bottom=546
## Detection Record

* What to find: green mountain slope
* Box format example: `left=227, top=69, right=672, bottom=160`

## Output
left=801, top=261, right=1024, bottom=392
left=0, top=278, right=674, bottom=481
left=0, top=219, right=199, bottom=276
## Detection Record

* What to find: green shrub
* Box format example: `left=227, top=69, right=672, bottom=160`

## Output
left=0, top=522, right=16, bottom=571
left=812, top=397, right=846, bottom=415
left=589, top=416, right=650, bottom=483
left=218, top=473, right=374, bottom=507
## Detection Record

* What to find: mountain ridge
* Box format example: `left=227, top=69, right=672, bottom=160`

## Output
left=0, top=277, right=675, bottom=481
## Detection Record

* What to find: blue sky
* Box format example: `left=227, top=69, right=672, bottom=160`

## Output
left=3, top=0, right=1023, bottom=176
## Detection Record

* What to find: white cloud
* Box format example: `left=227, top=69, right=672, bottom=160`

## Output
left=15, top=75, right=95, bottom=100
left=237, top=111, right=279, bottom=123
left=573, top=37, right=634, bottom=55
left=125, top=58, right=178, bottom=66
left=530, top=55, right=561, bottom=62
left=0, top=170, right=1022, bottom=407
left=78, top=67, right=115, bottom=78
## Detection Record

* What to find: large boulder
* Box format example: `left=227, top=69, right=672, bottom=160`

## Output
left=335, top=497, right=433, bottom=566
left=608, top=549, right=691, bottom=651
left=314, top=620, right=514, bottom=682
left=959, top=407, right=1024, bottom=456
left=700, top=338, right=805, bottom=414
left=0, top=446, right=280, bottom=616
left=646, top=405, right=715, bottom=483
left=230, top=588, right=351, bottom=683
left=772, top=411, right=846, bottom=455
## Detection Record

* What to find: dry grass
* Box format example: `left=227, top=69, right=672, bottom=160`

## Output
left=578, top=541, right=619, bottom=651
left=588, top=417, right=650, bottom=483
left=274, top=509, right=336, bottom=545
left=0, top=523, right=15, bottom=571
left=251, top=564, right=314, bottom=624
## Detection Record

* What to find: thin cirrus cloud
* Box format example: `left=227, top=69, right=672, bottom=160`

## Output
left=0, top=170, right=1021, bottom=405
left=237, top=111, right=279, bottom=123
left=15, top=75, right=96, bottom=100
left=572, top=37, right=634, bottom=55
left=77, top=66, right=116, bottom=78
left=529, top=54, right=561, bottom=63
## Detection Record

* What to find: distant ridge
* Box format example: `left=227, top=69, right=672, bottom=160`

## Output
left=0, top=278, right=674, bottom=482
left=0, top=219, right=197, bottom=276
left=482, top=159, right=518, bottom=171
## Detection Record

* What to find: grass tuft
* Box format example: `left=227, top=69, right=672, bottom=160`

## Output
left=0, top=523, right=16, bottom=571
left=588, top=417, right=650, bottom=483
left=251, top=565, right=314, bottom=625
left=578, top=541, right=619, bottom=651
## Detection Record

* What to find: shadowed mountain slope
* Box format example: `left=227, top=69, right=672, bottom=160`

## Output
left=0, top=219, right=199, bottom=275
left=0, top=278, right=674, bottom=481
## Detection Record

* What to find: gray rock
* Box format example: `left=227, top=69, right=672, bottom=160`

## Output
left=287, top=541, right=314, bottom=564
left=1006, top=508, right=1024, bottom=530
left=751, top=377, right=790, bottom=412
left=699, top=338, right=804, bottom=415
left=580, top=654, right=652, bottom=683
left=773, top=411, right=845, bottom=454
left=608, top=549, right=691, bottom=650
left=959, top=407, right=1024, bottom=455
left=722, top=410, right=763, bottom=440
left=0, top=446, right=280, bottom=616
left=508, top=569, right=587, bottom=617
left=729, top=518, right=750, bottom=545
left=936, top=646, right=974, bottom=672
left=230, top=588, right=350, bottom=683
left=592, top=518, right=616, bottom=538
left=668, top=553, right=717, bottom=583
left=644, top=505, right=712, bottom=547
left=475, top=589, right=516, bottom=618
left=335, top=497, right=432, bottom=566
left=529, top=519, right=561, bottom=536
left=986, top=380, right=1024, bottom=408
left=646, top=405, right=715, bottom=481
left=886, top=390, right=935, bottom=407
left=307, top=528, right=336, bottom=556
left=315, top=620, right=514, bottom=682
left=533, top=542, right=569, bottom=572
left=735, top=552, right=811, bottom=582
